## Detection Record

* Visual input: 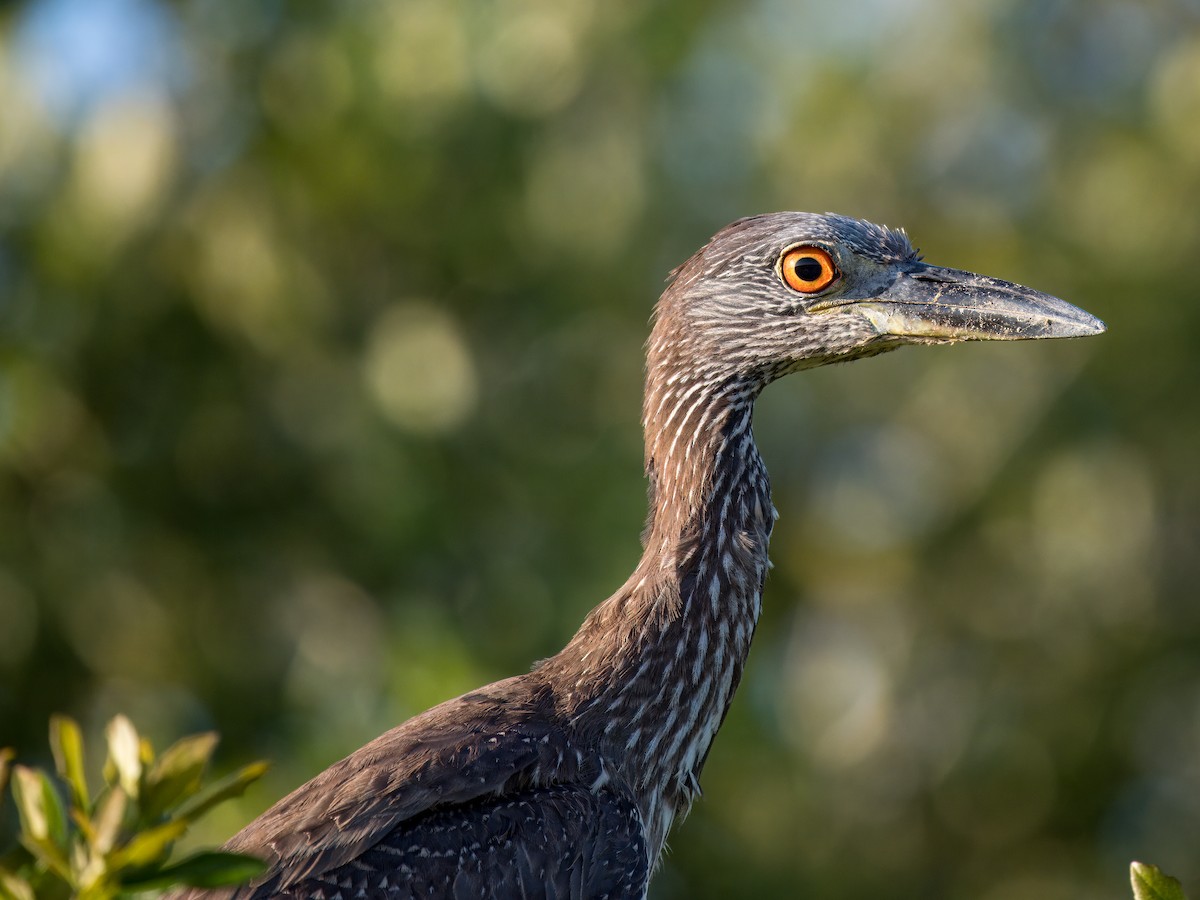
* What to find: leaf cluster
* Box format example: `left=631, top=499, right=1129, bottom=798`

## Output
left=0, top=716, right=267, bottom=899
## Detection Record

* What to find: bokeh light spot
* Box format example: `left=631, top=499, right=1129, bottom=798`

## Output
left=476, top=8, right=585, bottom=117
left=781, top=614, right=893, bottom=768
left=71, top=88, right=177, bottom=241
left=372, top=0, right=470, bottom=116
left=364, top=302, right=478, bottom=436
left=524, top=122, right=645, bottom=260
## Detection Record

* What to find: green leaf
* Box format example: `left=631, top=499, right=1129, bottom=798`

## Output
left=11, top=768, right=70, bottom=883
left=48, top=716, right=89, bottom=812
left=173, top=760, right=269, bottom=824
left=121, top=851, right=266, bottom=891
left=11, top=766, right=67, bottom=848
left=0, top=869, right=35, bottom=900
left=90, top=787, right=128, bottom=856
left=1131, top=862, right=1189, bottom=900
left=141, top=732, right=218, bottom=822
left=105, top=819, right=187, bottom=873
left=104, top=717, right=142, bottom=800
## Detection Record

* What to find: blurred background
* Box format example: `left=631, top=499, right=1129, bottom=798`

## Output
left=1, top=0, right=1198, bottom=896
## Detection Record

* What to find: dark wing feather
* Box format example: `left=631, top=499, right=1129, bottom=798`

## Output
left=259, top=784, right=649, bottom=900
left=179, top=675, right=573, bottom=898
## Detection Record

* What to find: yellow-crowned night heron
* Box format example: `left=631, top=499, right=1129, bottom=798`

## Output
left=187, top=213, right=1105, bottom=899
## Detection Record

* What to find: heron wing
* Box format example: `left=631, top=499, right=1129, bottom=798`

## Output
left=252, top=783, right=649, bottom=900
left=198, top=675, right=572, bottom=897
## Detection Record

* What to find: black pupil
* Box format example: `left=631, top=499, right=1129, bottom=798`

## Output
left=793, top=256, right=823, bottom=282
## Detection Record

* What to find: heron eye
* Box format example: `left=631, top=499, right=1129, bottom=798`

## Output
left=780, top=246, right=838, bottom=294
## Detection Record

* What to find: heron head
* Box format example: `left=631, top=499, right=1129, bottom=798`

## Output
left=651, top=212, right=1105, bottom=385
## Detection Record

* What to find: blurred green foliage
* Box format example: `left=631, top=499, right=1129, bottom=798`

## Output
left=0, top=715, right=265, bottom=898
left=1, top=0, right=1199, bottom=897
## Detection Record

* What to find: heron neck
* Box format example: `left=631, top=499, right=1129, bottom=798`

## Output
left=544, top=369, right=773, bottom=856
left=640, top=370, right=764, bottom=567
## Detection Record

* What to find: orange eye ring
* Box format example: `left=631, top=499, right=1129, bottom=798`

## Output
left=780, top=245, right=839, bottom=294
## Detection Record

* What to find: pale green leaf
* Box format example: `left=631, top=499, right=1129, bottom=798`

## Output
left=104, top=716, right=141, bottom=799
left=11, top=766, right=66, bottom=846
left=11, top=771, right=72, bottom=880
left=1131, top=861, right=1189, bottom=900
left=0, top=869, right=35, bottom=900
left=91, top=787, right=128, bottom=856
